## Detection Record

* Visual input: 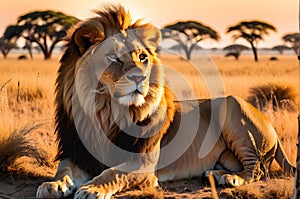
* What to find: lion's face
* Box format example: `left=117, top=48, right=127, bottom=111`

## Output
left=77, top=27, right=163, bottom=113
left=96, top=33, right=157, bottom=107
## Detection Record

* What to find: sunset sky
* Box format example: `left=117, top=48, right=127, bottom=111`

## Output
left=0, top=0, right=298, bottom=48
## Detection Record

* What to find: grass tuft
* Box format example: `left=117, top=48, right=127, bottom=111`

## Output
left=0, top=123, right=49, bottom=176
left=247, top=83, right=297, bottom=112
left=7, top=85, right=44, bottom=102
left=225, top=178, right=293, bottom=199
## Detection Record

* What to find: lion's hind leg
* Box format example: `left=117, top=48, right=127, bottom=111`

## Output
left=216, top=96, right=276, bottom=186
left=36, top=158, right=91, bottom=197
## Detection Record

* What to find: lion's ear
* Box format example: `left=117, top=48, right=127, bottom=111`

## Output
left=73, top=22, right=105, bottom=55
left=135, top=26, right=161, bottom=51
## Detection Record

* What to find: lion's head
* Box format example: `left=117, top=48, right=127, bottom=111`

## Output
left=96, top=27, right=163, bottom=107
left=55, top=4, right=175, bottom=165
left=61, top=5, right=166, bottom=123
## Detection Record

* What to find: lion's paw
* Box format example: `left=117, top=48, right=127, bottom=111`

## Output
left=75, top=185, right=114, bottom=199
left=36, top=175, right=75, bottom=197
left=218, top=174, right=245, bottom=187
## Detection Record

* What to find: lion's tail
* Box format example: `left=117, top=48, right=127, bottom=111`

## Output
left=275, top=138, right=295, bottom=175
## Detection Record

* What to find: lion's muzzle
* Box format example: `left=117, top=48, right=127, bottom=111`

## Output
left=112, top=73, right=149, bottom=106
left=127, top=75, right=146, bottom=86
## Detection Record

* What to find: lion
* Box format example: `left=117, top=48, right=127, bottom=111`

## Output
left=36, top=4, right=295, bottom=198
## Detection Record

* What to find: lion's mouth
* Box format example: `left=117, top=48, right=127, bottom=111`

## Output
left=113, top=85, right=144, bottom=98
left=117, top=91, right=146, bottom=107
left=112, top=82, right=149, bottom=106
left=134, top=88, right=143, bottom=95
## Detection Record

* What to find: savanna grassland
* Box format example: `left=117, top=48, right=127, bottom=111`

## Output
left=0, top=53, right=298, bottom=198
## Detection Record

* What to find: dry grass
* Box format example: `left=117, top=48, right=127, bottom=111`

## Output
left=0, top=54, right=57, bottom=180
left=247, top=83, right=297, bottom=112
left=223, top=178, right=294, bottom=199
left=0, top=124, right=49, bottom=176
left=263, top=103, right=298, bottom=166
left=160, top=54, right=298, bottom=100
left=0, top=54, right=57, bottom=129
left=116, top=187, right=164, bottom=199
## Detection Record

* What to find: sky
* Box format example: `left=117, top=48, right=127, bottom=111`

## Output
left=0, top=0, right=298, bottom=48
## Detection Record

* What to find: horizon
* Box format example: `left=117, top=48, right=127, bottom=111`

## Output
left=0, top=0, right=298, bottom=48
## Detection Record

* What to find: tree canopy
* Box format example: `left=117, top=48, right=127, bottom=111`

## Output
left=271, top=45, right=291, bottom=55
left=226, top=20, right=276, bottom=62
left=223, top=44, right=249, bottom=52
left=161, top=20, right=220, bottom=60
left=5, top=10, right=78, bottom=59
left=223, top=44, right=249, bottom=60
left=282, top=32, right=300, bottom=54
left=0, top=37, right=18, bottom=58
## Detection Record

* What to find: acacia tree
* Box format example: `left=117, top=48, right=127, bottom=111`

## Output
left=7, top=10, right=78, bottom=59
left=223, top=44, right=249, bottom=60
left=272, top=45, right=291, bottom=55
left=161, top=21, right=220, bottom=60
left=0, top=24, right=24, bottom=58
left=0, top=37, right=18, bottom=58
left=282, top=32, right=300, bottom=54
left=226, top=20, right=276, bottom=62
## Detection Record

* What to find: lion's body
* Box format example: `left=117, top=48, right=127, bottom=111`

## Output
left=158, top=97, right=292, bottom=183
left=36, top=4, right=295, bottom=198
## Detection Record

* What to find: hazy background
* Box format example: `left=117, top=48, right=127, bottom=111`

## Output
left=0, top=0, right=298, bottom=48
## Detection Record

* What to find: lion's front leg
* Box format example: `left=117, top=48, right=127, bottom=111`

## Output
left=36, top=158, right=91, bottom=197
left=75, top=161, right=158, bottom=199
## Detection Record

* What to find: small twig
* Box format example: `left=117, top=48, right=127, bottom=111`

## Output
left=17, top=81, right=20, bottom=102
left=208, top=172, right=219, bottom=199
left=0, top=79, right=12, bottom=92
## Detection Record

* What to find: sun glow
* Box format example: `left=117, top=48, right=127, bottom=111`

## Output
left=0, top=0, right=297, bottom=48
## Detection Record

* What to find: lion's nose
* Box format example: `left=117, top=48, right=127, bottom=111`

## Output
left=127, top=75, right=146, bottom=84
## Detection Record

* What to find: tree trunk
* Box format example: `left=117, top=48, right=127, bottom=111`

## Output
left=184, top=44, right=197, bottom=60
left=28, top=48, right=33, bottom=59
left=249, top=41, right=258, bottom=62
left=44, top=52, right=51, bottom=60
left=180, top=44, right=190, bottom=60
left=186, top=50, right=191, bottom=60
left=25, top=37, right=48, bottom=60
left=25, top=41, right=33, bottom=59
left=1, top=49, right=7, bottom=58
left=38, top=44, right=49, bottom=60
left=47, top=40, right=60, bottom=60
left=234, top=54, right=239, bottom=60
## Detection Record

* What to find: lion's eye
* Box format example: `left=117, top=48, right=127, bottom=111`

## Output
left=139, top=53, right=148, bottom=63
left=107, top=53, right=119, bottom=62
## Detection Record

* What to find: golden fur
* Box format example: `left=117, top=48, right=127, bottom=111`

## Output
left=37, top=4, right=295, bottom=198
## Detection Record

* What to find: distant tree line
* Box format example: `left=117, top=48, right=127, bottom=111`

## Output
left=162, top=20, right=298, bottom=62
left=0, top=10, right=298, bottom=62
left=0, top=10, right=78, bottom=59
